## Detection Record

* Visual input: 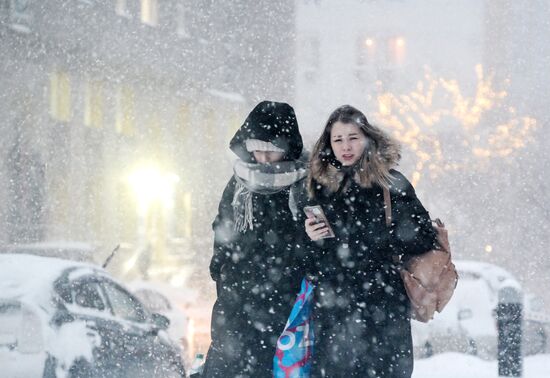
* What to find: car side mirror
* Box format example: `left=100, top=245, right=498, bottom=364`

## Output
left=151, top=313, right=170, bottom=330
left=51, top=309, right=75, bottom=326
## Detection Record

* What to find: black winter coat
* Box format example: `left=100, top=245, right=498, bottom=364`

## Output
left=203, top=176, right=304, bottom=378
left=300, top=170, right=436, bottom=378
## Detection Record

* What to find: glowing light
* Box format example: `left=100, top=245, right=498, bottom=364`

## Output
left=170, top=273, right=187, bottom=287
left=396, top=37, right=405, bottom=48
left=371, top=65, right=537, bottom=183
left=128, top=165, right=180, bottom=215
left=485, top=245, right=493, bottom=253
left=365, top=38, right=374, bottom=47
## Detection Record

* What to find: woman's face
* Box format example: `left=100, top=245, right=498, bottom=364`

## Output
left=330, top=121, right=368, bottom=166
left=253, top=150, right=285, bottom=163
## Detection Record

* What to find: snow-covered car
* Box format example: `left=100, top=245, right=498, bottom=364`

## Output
left=413, top=260, right=549, bottom=359
left=130, top=281, right=194, bottom=361
left=0, top=254, right=186, bottom=378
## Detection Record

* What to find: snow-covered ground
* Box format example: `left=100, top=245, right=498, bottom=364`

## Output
left=413, top=353, right=550, bottom=378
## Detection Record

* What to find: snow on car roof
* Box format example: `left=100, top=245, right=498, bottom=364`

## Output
left=454, top=259, right=521, bottom=292
left=455, top=259, right=514, bottom=277
left=0, top=253, right=102, bottom=312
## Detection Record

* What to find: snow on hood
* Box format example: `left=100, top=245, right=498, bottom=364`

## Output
left=0, top=254, right=101, bottom=312
left=0, top=254, right=107, bottom=376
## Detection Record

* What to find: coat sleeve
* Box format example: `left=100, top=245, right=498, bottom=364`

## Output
left=210, top=177, right=238, bottom=282
left=290, top=178, right=327, bottom=283
left=389, top=171, right=437, bottom=257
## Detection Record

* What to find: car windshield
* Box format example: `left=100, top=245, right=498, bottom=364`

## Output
left=101, top=282, right=148, bottom=323
left=134, top=289, right=172, bottom=313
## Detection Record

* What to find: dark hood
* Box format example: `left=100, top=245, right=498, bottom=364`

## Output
left=229, top=101, right=303, bottom=163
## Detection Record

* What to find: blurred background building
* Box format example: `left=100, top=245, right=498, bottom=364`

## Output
left=0, top=0, right=295, bottom=355
left=0, top=0, right=295, bottom=273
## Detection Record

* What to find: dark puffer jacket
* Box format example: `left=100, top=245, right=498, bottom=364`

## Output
left=203, top=101, right=305, bottom=378
left=298, top=169, right=437, bottom=378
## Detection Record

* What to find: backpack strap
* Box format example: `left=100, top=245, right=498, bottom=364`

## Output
left=383, top=187, right=402, bottom=264
left=383, top=187, right=392, bottom=227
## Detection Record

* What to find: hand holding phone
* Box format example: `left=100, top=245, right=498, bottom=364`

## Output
left=304, top=205, right=335, bottom=239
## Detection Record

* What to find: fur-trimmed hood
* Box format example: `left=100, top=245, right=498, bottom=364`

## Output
left=309, top=123, right=401, bottom=195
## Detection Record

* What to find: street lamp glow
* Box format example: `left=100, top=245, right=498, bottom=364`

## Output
left=485, top=245, right=493, bottom=253
left=128, top=165, right=179, bottom=214
left=396, top=37, right=405, bottom=48
left=365, top=38, right=374, bottom=47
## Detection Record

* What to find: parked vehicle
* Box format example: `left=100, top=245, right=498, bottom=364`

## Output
left=0, top=253, right=186, bottom=378
left=130, top=281, right=194, bottom=361
left=412, top=260, right=549, bottom=359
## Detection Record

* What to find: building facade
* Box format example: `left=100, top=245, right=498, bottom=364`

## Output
left=0, top=0, right=296, bottom=283
left=295, top=0, right=484, bottom=142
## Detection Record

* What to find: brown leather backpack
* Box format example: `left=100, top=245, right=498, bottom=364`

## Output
left=383, top=188, right=458, bottom=322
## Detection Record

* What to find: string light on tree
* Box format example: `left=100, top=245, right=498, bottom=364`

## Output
left=371, top=65, right=537, bottom=186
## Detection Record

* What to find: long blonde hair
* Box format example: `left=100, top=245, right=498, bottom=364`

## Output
left=308, top=105, right=401, bottom=198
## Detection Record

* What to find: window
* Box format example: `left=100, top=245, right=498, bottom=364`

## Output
left=176, top=1, right=189, bottom=38
left=70, top=280, right=106, bottom=312
left=49, top=71, right=72, bottom=122
left=387, top=36, right=406, bottom=66
left=356, top=35, right=376, bottom=67
left=182, top=192, right=192, bottom=237
left=141, top=0, right=157, bottom=26
left=176, top=104, right=190, bottom=139
left=115, top=0, right=130, bottom=17
left=84, top=79, right=103, bottom=128
left=115, top=85, right=134, bottom=135
left=134, top=289, right=171, bottom=313
left=8, top=0, right=32, bottom=33
left=101, top=281, right=147, bottom=323
left=301, top=36, right=319, bottom=82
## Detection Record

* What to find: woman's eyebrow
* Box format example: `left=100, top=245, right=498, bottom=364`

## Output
left=332, top=132, right=358, bottom=139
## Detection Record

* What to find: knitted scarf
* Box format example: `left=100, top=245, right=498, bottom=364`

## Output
left=232, top=159, right=308, bottom=232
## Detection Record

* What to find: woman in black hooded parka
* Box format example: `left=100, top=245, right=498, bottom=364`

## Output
left=202, top=101, right=308, bottom=378
left=302, top=105, right=437, bottom=377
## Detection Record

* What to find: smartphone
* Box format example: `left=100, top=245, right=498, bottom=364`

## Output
left=304, top=205, right=335, bottom=238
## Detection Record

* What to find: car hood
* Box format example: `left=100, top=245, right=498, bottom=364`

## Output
left=0, top=254, right=97, bottom=313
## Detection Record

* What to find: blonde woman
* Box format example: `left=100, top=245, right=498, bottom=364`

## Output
left=302, top=105, right=437, bottom=377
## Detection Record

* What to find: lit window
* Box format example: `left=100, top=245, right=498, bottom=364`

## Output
left=115, top=86, right=134, bottom=136
left=226, top=112, right=241, bottom=142
left=388, top=36, right=406, bottom=65
left=141, top=0, right=157, bottom=26
left=356, top=35, right=376, bottom=66
left=49, top=71, right=72, bottom=122
left=176, top=104, right=190, bottom=139
left=182, top=192, right=192, bottom=237
left=84, top=79, right=103, bottom=128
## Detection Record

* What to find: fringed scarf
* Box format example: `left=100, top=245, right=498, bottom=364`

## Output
left=232, top=159, right=308, bottom=232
